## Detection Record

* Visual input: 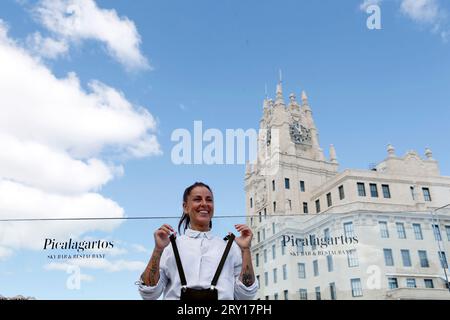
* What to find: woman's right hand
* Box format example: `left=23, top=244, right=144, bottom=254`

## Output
left=154, top=224, right=175, bottom=251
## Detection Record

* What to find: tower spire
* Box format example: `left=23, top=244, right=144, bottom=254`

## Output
left=275, top=70, right=284, bottom=104
left=301, top=90, right=308, bottom=104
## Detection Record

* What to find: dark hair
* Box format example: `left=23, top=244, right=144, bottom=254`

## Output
left=178, top=182, right=213, bottom=234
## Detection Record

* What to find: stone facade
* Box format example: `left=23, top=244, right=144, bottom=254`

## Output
left=245, top=81, right=450, bottom=300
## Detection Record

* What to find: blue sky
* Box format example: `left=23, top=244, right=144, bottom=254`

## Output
left=0, top=0, right=450, bottom=299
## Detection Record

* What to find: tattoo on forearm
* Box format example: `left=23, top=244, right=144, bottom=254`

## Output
left=146, top=250, right=162, bottom=286
left=242, top=265, right=254, bottom=287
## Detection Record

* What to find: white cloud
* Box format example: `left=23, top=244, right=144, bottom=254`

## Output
left=33, top=0, right=149, bottom=70
left=0, top=22, right=161, bottom=254
left=0, top=33, right=160, bottom=158
left=26, top=32, right=68, bottom=59
left=0, top=133, right=119, bottom=194
left=400, top=0, right=440, bottom=23
left=0, top=179, right=124, bottom=250
left=131, top=244, right=150, bottom=254
left=0, top=246, right=13, bottom=261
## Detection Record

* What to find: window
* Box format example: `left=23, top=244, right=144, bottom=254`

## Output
left=446, top=226, right=450, bottom=241
left=264, top=208, right=267, bottom=218
left=273, top=268, right=277, bottom=284
left=285, top=178, right=290, bottom=189
left=324, top=228, right=331, bottom=240
left=287, top=199, right=292, bottom=211
left=357, top=182, right=366, bottom=197
left=384, top=248, right=394, bottom=266
left=418, top=250, right=429, bottom=268
left=313, top=260, right=319, bottom=276
left=283, top=290, right=289, bottom=300
left=298, top=263, right=306, bottom=279
left=274, top=293, right=278, bottom=300
left=281, top=243, right=285, bottom=255
left=272, top=180, right=275, bottom=191
left=283, top=264, right=287, bottom=280
left=263, top=249, right=267, bottom=263
left=315, top=287, right=321, bottom=300
left=272, top=244, right=276, bottom=260
left=299, top=289, right=307, bottom=300
left=382, top=184, right=391, bottom=198
left=250, top=198, right=253, bottom=208
left=257, top=231, right=260, bottom=243
left=370, top=183, right=378, bottom=197
left=256, top=275, right=260, bottom=288
left=344, top=222, right=355, bottom=238
left=263, top=228, right=266, bottom=240
left=347, top=249, right=359, bottom=267
left=396, top=222, right=406, bottom=239
left=265, top=295, right=269, bottom=300
left=272, top=222, right=276, bottom=235
left=297, top=241, right=305, bottom=255
left=406, top=278, right=417, bottom=288
left=410, top=186, right=415, bottom=200
left=432, top=224, right=442, bottom=241
left=327, top=255, right=333, bottom=272
left=256, top=253, right=259, bottom=267
left=339, top=185, right=345, bottom=200
left=258, top=212, right=262, bottom=223
left=422, top=187, right=431, bottom=201
left=413, top=223, right=423, bottom=240
left=401, top=249, right=412, bottom=267
left=310, top=234, right=317, bottom=251
left=388, top=277, right=398, bottom=289
left=303, top=202, right=308, bottom=214
left=379, top=221, right=389, bottom=238
left=300, top=181, right=305, bottom=192
left=315, top=199, right=320, bottom=213
left=424, top=279, right=434, bottom=288
left=327, top=192, right=332, bottom=207
left=273, top=201, right=276, bottom=213
left=439, top=251, right=448, bottom=269
left=351, top=278, right=363, bottom=297
left=330, top=283, right=337, bottom=300
left=264, top=272, right=268, bottom=286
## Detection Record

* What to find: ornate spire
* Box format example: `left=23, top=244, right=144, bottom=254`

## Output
left=425, top=148, right=433, bottom=160
left=301, top=90, right=308, bottom=105
left=387, top=144, right=395, bottom=157
left=263, top=98, right=269, bottom=110
left=275, top=70, right=284, bottom=105
left=329, top=144, right=338, bottom=164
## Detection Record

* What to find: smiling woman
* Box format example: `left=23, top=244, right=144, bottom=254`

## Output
left=137, top=182, right=258, bottom=301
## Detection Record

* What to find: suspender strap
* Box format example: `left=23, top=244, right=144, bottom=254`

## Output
left=169, top=234, right=187, bottom=287
left=211, top=233, right=235, bottom=287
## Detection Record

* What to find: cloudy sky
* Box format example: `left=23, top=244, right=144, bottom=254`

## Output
left=1, top=0, right=450, bottom=299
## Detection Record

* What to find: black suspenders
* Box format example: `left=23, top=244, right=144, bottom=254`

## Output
left=169, top=233, right=236, bottom=290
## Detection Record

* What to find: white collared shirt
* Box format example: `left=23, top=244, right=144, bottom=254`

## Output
left=137, top=228, right=258, bottom=300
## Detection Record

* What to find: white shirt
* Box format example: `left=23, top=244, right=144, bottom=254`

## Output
left=137, top=228, right=258, bottom=300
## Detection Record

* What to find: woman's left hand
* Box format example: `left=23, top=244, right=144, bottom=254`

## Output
left=234, top=224, right=253, bottom=249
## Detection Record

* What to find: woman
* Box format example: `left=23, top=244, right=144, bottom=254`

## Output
left=137, top=182, right=258, bottom=300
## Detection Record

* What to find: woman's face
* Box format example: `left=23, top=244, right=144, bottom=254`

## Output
left=183, top=186, right=214, bottom=230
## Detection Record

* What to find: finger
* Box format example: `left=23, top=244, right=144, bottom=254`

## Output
left=162, top=224, right=174, bottom=232
left=159, top=227, right=172, bottom=235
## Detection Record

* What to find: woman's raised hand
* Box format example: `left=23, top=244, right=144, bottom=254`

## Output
left=154, top=224, right=175, bottom=251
